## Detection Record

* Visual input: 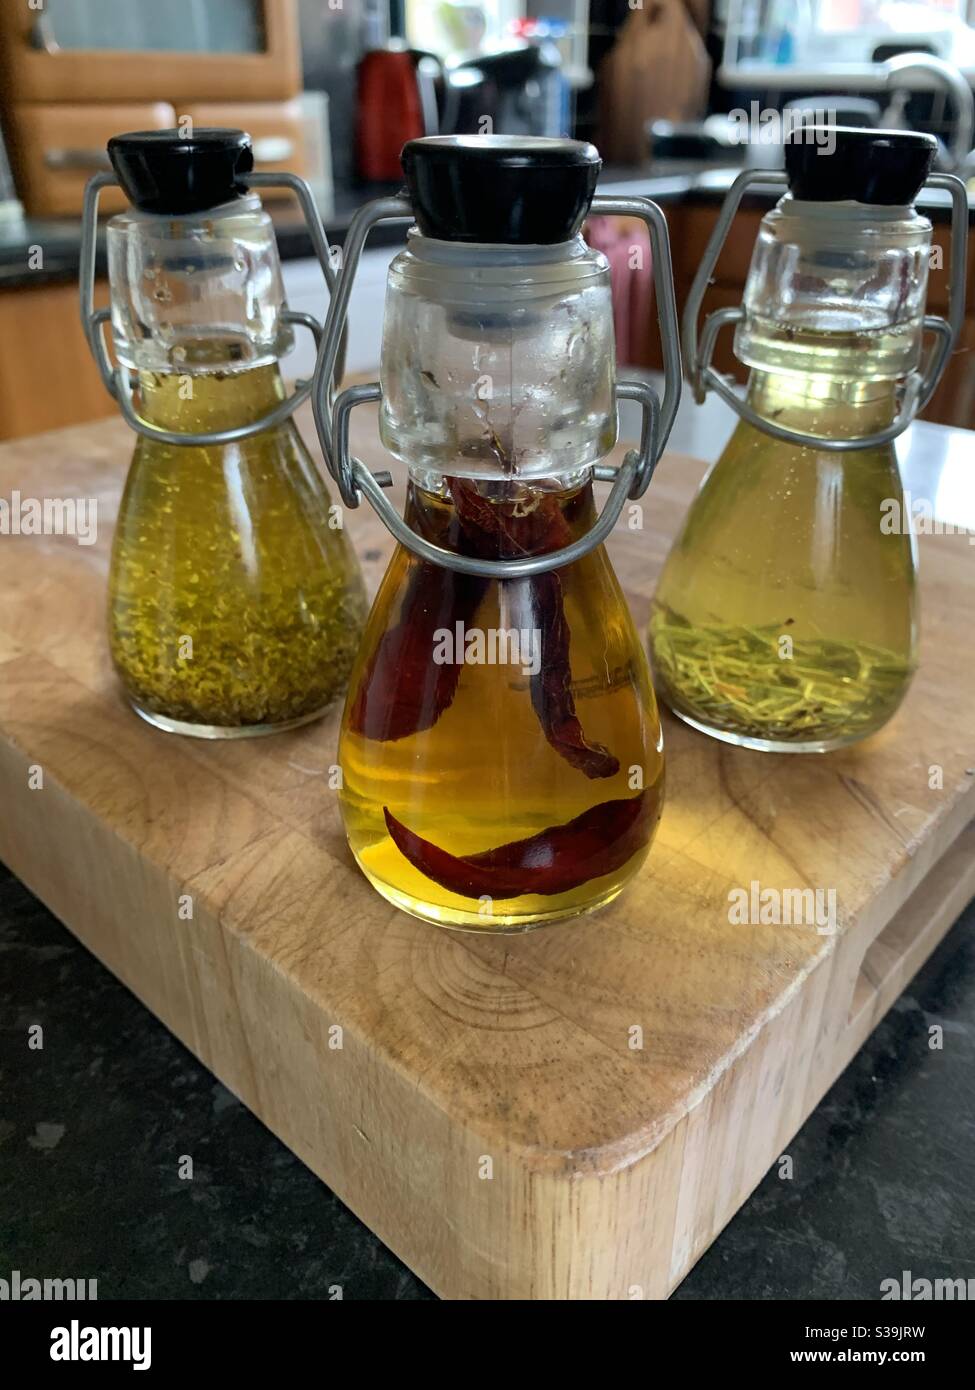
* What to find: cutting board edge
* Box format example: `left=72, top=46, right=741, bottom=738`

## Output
left=2, top=732, right=973, bottom=1297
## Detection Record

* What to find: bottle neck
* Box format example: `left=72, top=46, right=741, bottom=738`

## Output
left=107, top=198, right=292, bottom=375
left=137, top=362, right=286, bottom=433
left=408, top=471, right=596, bottom=561
left=381, top=233, right=616, bottom=482
left=745, top=369, right=900, bottom=442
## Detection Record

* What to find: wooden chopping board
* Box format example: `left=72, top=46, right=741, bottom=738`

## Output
left=0, top=401, right=973, bottom=1299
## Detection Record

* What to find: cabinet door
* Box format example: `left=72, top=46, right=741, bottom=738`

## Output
left=180, top=101, right=307, bottom=183
left=923, top=317, right=975, bottom=430
left=675, top=204, right=764, bottom=290
left=5, top=102, right=176, bottom=217
left=0, top=0, right=300, bottom=104
left=0, top=280, right=115, bottom=442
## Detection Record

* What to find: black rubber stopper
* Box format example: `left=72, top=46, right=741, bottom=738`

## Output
left=401, top=135, right=602, bottom=244
left=784, top=126, right=936, bottom=206
left=108, top=129, right=254, bottom=215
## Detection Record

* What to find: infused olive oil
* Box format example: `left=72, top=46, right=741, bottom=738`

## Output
left=656, top=125, right=957, bottom=752
left=319, top=134, right=677, bottom=930
left=650, top=360, right=917, bottom=751
left=339, top=477, right=663, bottom=930
left=109, top=362, right=367, bottom=735
left=90, top=128, right=367, bottom=737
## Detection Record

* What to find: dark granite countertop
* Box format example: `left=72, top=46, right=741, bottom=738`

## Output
left=1, top=857, right=972, bottom=1300
left=0, top=176, right=407, bottom=291
left=10, top=155, right=966, bottom=294
left=3, top=156, right=968, bottom=293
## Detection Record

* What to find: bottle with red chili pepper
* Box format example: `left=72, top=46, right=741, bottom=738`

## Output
left=312, top=136, right=682, bottom=930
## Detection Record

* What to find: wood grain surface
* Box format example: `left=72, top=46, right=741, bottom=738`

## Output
left=0, top=402, right=973, bottom=1299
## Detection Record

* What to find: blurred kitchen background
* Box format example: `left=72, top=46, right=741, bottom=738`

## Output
left=2, top=0, right=975, bottom=442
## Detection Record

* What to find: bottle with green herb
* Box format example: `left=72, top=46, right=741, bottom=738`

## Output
left=652, top=127, right=965, bottom=751
left=84, top=129, right=366, bottom=738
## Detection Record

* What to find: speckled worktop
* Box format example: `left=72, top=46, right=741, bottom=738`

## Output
left=1, top=861, right=972, bottom=1299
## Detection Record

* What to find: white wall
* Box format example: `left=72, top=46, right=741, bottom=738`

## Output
left=281, top=246, right=399, bottom=380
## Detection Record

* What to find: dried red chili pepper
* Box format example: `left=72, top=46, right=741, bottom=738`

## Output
left=521, top=569, right=619, bottom=778
left=448, top=478, right=618, bottom=779
left=348, top=476, right=619, bottom=782
left=383, top=791, right=652, bottom=900
left=346, top=559, right=487, bottom=741
left=346, top=480, right=489, bottom=740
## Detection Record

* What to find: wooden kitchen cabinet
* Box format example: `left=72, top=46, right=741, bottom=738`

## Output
left=0, top=1, right=304, bottom=217
left=3, top=102, right=176, bottom=218
left=180, top=100, right=307, bottom=183
left=642, top=203, right=754, bottom=387
left=0, top=279, right=114, bottom=442
left=0, top=0, right=300, bottom=106
left=923, top=315, right=975, bottom=426
left=673, top=205, right=764, bottom=290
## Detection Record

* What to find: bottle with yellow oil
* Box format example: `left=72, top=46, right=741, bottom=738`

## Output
left=651, top=127, right=966, bottom=752
left=80, top=129, right=366, bottom=737
left=312, top=136, right=683, bottom=930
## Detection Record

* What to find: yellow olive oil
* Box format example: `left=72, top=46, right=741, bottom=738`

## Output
left=650, top=349, right=917, bottom=751
left=339, top=478, right=664, bottom=930
left=109, top=362, right=367, bottom=735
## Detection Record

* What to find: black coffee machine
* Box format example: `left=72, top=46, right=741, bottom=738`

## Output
left=443, top=43, right=566, bottom=138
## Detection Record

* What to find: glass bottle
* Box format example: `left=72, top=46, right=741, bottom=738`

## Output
left=80, top=129, right=367, bottom=738
left=651, top=127, right=966, bottom=752
left=313, top=136, right=682, bottom=931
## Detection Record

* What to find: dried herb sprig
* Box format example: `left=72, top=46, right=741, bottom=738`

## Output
left=650, top=607, right=914, bottom=743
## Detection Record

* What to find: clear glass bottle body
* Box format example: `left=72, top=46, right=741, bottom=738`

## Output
left=332, top=227, right=662, bottom=928
left=337, top=229, right=663, bottom=930
left=109, top=363, right=367, bottom=737
left=339, top=470, right=663, bottom=930
left=650, top=195, right=929, bottom=752
left=650, top=365, right=917, bottom=751
left=105, top=196, right=367, bottom=737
